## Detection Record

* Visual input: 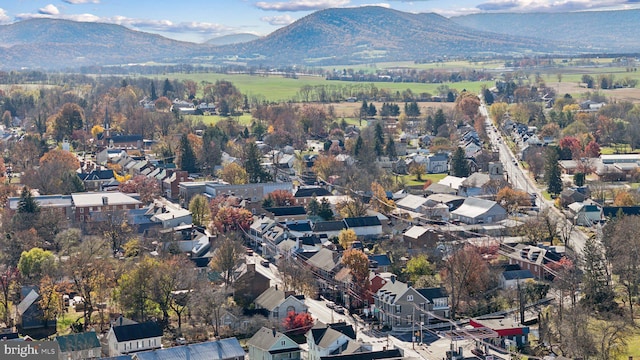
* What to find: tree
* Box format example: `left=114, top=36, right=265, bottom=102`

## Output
left=148, top=256, right=197, bottom=327
left=338, top=229, right=357, bottom=250
left=154, top=96, right=171, bottom=112
left=441, top=245, right=491, bottom=319
left=573, top=172, right=585, bottom=187
left=341, top=249, right=370, bottom=308
left=262, top=189, right=295, bottom=208
left=49, top=103, right=85, bottom=142
left=18, top=247, right=55, bottom=283
left=118, top=175, right=161, bottom=203
left=17, top=186, right=39, bottom=215
left=115, top=257, right=155, bottom=321
left=209, top=235, right=245, bottom=289
left=243, top=141, right=271, bottom=183
left=409, top=162, right=426, bottom=181
left=432, top=108, right=447, bottom=135
left=190, top=284, right=229, bottom=336
left=277, top=257, right=318, bottom=299
left=218, top=162, right=249, bottom=184
left=189, top=194, right=211, bottom=227
left=0, top=266, right=19, bottom=327
left=2, top=110, right=12, bottom=128
left=373, top=122, right=385, bottom=158
left=318, top=198, right=334, bottom=221
left=178, top=134, right=197, bottom=173
left=150, top=81, right=158, bottom=101
left=25, top=149, right=82, bottom=195
left=496, top=187, right=531, bottom=213
left=613, top=190, right=635, bottom=206
left=450, top=147, right=470, bottom=177
left=99, top=210, right=133, bottom=256
left=584, top=140, right=601, bottom=158
left=38, top=275, right=61, bottom=328
left=403, top=255, right=435, bottom=284
left=385, top=136, right=397, bottom=160
left=283, top=311, right=314, bottom=335
left=336, top=198, right=368, bottom=219
left=581, top=235, right=616, bottom=313
left=370, top=182, right=395, bottom=214
left=544, top=147, right=563, bottom=196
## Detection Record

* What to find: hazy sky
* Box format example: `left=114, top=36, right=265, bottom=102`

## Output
left=1, top=0, right=639, bottom=43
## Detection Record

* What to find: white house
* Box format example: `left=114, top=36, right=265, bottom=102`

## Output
left=107, top=321, right=163, bottom=356
left=425, top=153, right=449, bottom=174
left=343, top=216, right=382, bottom=239
left=55, top=331, right=102, bottom=360
left=450, top=197, right=507, bottom=225
left=306, top=322, right=357, bottom=360
left=501, top=269, right=535, bottom=289
left=248, top=327, right=301, bottom=360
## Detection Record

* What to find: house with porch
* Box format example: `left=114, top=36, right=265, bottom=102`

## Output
left=254, top=286, right=308, bottom=322
left=248, top=327, right=301, bottom=360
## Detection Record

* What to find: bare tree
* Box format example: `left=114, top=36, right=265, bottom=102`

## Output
left=209, top=234, right=245, bottom=289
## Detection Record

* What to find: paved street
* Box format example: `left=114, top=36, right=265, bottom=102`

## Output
left=480, top=103, right=589, bottom=257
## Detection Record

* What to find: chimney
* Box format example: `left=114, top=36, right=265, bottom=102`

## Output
left=284, top=290, right=295, bottom=298
left=275, top=284, right=278, bottom=291
left=390, top=275, right=396, bottom=283
left=272, top=327, right=277, bottom=337
left=247, top=263, right=255, bottom=272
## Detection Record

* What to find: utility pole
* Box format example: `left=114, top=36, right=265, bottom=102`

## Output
left=412, top=307, right=415, bottom=349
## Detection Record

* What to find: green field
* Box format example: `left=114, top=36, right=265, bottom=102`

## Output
left=166, top=72, right=492, bottom=103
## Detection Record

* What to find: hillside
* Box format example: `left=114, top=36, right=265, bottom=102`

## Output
left=220, top=6, right=569, bottom=65
left=452, top=10, right=640, bottom=53
left=0, top=18, right=214, bottom=69
left=204, top=33, right=260, bottom=46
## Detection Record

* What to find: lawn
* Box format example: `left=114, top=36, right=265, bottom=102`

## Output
left=184, top=113, right=254, bottom=127
left=600, top=144, right=640, bottom=155
left=166, top=72, right=492, bottom=103
left=399, top=173, right=447, bottom=187
left=621, top=330, right=640, bottom=359
left=57, top=310, right=83, bottom=335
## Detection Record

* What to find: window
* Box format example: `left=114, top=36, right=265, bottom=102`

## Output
left=407, top=295, right=413, bottom=302
left=80, top=208, right=84, bottom=213
left=281, top=341, right=286, bottom=346
left=395, top=305, right=401, bottom=313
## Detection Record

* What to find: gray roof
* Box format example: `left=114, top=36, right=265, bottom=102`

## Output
left=56, top=332, right=101, bottom=352
left=247, top=327, right=298, bottom=352
left=461, top=173, right=492, bottom=187
left=313, top=221, right=346, bottom=232
left=306, top=248, right=340, bottom=272
left=451, top=197, right=504, bottom=219
left=112, top=322, right=162, bottom=342
left=71, top=192, right=141, bottom=207
left=254, top=287, right=299, bottom=311
left=310, top=322, right=356, bottom=348
left=133, top=338, right=245, bottom=360
left=502, top=269, right=535, bottom=281
left=17, top=289, right=39, bottom=315
left=415, top=287, right=447, bottom=301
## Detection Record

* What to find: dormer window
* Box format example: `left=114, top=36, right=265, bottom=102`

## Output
left=407, top=295, right=413, bottom=302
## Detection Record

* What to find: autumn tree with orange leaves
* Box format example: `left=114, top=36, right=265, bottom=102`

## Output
left=283, top=311, right=314, bottom=335
left=208, top=195, right=252, bottom=233
left=341, top=249, right=370, bottom=308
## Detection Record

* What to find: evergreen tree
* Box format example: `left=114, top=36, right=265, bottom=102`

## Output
left=306, top=197, right=321, bottom=217
left=482, top=88, right=494, bottom=105
left=179, top=134, right=197, bottom=173
left=405, top=101, right=420, bottom=117
left=360, top=100, right=368, bottom=119
left=162, top=78, right=173, bottom=97
left=218, top=99, right=230, bottom=116
left=17, top=186, right=40, bottom=214
left=150, top=82, right=158, bottom=101
left=433, top=108, right=446, bottom=135
left=386, top=136, right=397, bottom=160
left=447, top=91, right=456, bottom=102
left=318, top=198, right=334, bottom=221
left=353, top=136, right=364, bottom=157
left=581, top=235, right=616, bottom=312
left=544, top=147, right=563, bottom=196
left=450, top=147, right=470, bottom=177
left=244, top=142, right=272, bottom=183
left=368, top=103, right=377, bottom=117
left=374, top=122, right=384, bottom=157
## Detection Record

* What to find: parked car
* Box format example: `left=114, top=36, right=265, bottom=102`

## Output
left=260, top=259, right=270, bottom=267
left=326, top=301, right=336, bottom=309
left=176, top=337, right=187, bottom=345
left=334, top=306, right=345, bottom=314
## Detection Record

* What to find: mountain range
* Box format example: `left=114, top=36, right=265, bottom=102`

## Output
left=0, top=6, right=638, bottom=70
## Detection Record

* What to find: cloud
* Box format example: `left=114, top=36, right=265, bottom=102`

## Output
left=255, top=0, right=350, bottom=11
left=39, top=4, right=60, bottom=15
left=63, top=0, right=100, bottom=3
left=0, top=8, right=10, bottom=24
left=359, top=3, right=391, bottom=8
left=475, top=0, right=640, bottom=13
left=261, top=14, right=296, bottom=25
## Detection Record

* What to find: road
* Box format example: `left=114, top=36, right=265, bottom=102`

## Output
left=480, top=103, right=589, bottom=256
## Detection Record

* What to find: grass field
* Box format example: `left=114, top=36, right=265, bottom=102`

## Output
left=166, top=72, right=492, bottom=103
left=399, top=173, right=447, bottom=186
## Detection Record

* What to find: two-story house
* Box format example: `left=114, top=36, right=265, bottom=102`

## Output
left=248, top=327, right=301, bottom=360
left=107, top=321, right=163, bottom=357
left=306, top=322, right=357, bottom=360
left=425, top=153, right=449, bottom=174
left=254, top=286, right=308, bottom=322
left=374, top=276, right=449, bottom=331
left=55, top=332, right=102, bottom=360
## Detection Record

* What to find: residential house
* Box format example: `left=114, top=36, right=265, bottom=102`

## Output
left=374, top=276, right=449, bottom=331
left=71, top=192, right=142, bottom=224
left=320, top=349, right=404, bottom=360
left=265, top=206, right=308, bottom=222
left=107, top=135, right=143, bottom=150
left=96, top=148, right=128, bottom=166
left=423, top=183, right=457, bottom=196
left=450, top=198, right=507, bottom=225
left=558, top=160, right=579, bottom=175
left=312, top=221, right=346, bottom=241
left=131, top=338, right=245, bottom=360
left=425, top=153, right=449, bottom=174
left=16, top=286, right=57, bottom=330
left=248, top=327, right=301, bottom=360
left=368, top=254, right=392, bottom=273
left=457, top=173, right=494, bottom=197
left=307, top=322, right=356, bottom=360
left=560, top=188, right=586, bottom=207
left=500, top=269, right=535, bottom=289
left=162, top=170, right=190, bottom=200
left=437, top=176, right=466, bottom=192
left=294, top=186, right=332, bottom=206
left=107, top=321, right=163, bottom=356
left=507, top=244, right=565, bottom=280
left=234, top=262, right=271, bottom=305
left=365, top=273, right=392, bottom=310
left=425, top=194, right=465, bottom=211
left=146, top=198, right=192, bottom=229
left=344, top=216, right=382, bottom=239
left=77, top=169, right=116, bottom=191
left=55, top=331, right=101, bottom=360
left=567, top=201, right=603, bottom=226
left=179, top=181, right=293, bottom=207
left=395, top=194, right=429, bottom=214
left=402, top=226, right=439, bottom=253
left=254, top=286, right=308, bottom=322
left=6, top=194, right=74, bottom=219
left=306, top=248, right=342, bottom=295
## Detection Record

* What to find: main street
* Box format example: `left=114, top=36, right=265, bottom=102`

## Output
left=480, top=103, right=589, bottom=256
